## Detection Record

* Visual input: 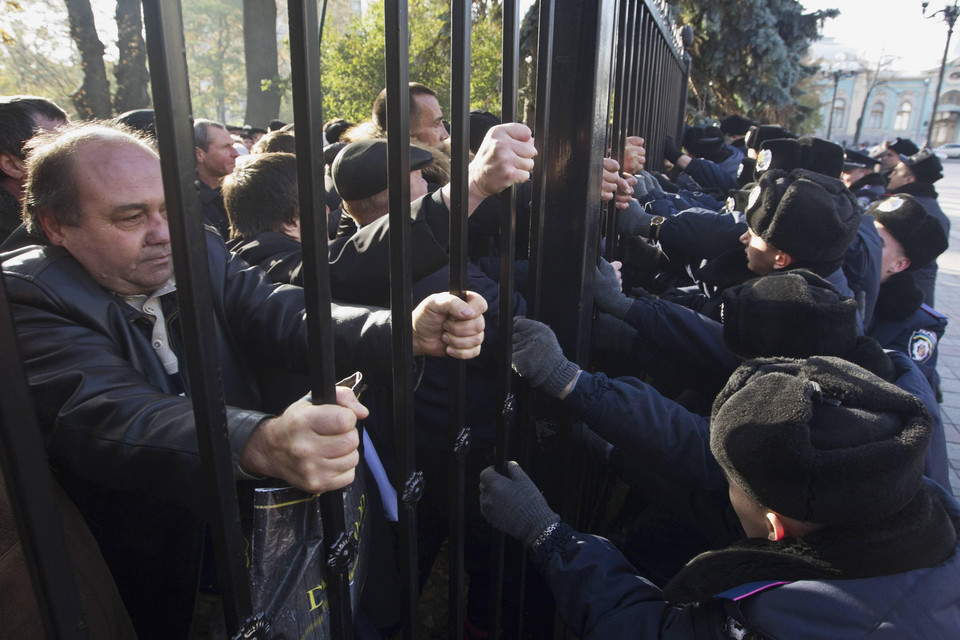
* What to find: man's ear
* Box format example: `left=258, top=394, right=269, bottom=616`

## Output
left=766, top=512, right=786, bottom=541
left=0, top=152, right=25, bottom=181
left=888, top=254, right=911, bottom=276
left=195, top=146, right=205, bottom=165
left=37, top=208, right=66, bottom=246
left=772, top=251, right=793, bottom=270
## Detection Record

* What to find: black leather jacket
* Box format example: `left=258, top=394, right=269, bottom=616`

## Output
left=2, top=231, right=396, bottom=636
left=3, top=230, right=394, bottom=509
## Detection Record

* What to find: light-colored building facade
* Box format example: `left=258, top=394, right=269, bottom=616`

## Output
left=809, top=38, right=960, bottom=149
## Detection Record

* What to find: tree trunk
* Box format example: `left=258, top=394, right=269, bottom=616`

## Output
left=63, top=0, right=112, bottom=118
left=114, top=0, right=150, bottom=113
left=242, top=0, right=280, bottom=127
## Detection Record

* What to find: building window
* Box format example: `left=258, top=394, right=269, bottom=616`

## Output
left=942, top=90, right=960, bottom=105
left=831, top=98, right=846, bottom=129
left=869, top=102, right=885, bottom=129
left=894, top=102, right=912, bottom=130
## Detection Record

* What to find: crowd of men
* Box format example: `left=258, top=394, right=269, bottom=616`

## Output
left=0, top=88, right=958, bottom=639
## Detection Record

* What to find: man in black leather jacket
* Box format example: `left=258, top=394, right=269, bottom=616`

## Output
left=2, top=122, right=487, bottom=638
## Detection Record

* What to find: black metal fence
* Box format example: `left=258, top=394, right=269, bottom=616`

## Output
left=0, top=0, right=687, bottom=638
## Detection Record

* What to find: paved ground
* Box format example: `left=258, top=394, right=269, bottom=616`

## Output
left=930, top=158, right=960, bottom=499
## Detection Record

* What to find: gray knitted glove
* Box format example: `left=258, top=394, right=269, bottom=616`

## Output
left=616, top=198, right=655, bottom=237
left=479, top=462, right=561, bottom=548
left=512, top=317, right=580, bottom=398
left=591, top=312, right=639, bottom=353
left=594, top=259, right=634, bottom=320
left=638, top=170, right=664, bottom=197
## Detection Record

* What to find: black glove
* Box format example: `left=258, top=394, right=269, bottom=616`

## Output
left=479, top=461, right=561, bottom=548
left=512, top=317, right=580, bottom=398
left=591, top=312, right=639, bottom=353
left=664, top=135, right=683, bottom=164
left=594, top=259, right=635, bottom=320
left=616, top=198, right=655, bottom=237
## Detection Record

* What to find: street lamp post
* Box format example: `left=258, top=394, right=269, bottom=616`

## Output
left=923, top=1, right=960, bottom=147
left=824, top=68, right=856, bottom=140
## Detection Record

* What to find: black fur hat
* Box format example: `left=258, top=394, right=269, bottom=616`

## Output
left=756, top=137, right=844, bottom=179
left=683, top=125, right=725, bottom=158
left=720, top=271, right=859, bottom=360
left=900, top=148, right=943, bottom=184
left=745, top=169, right=862, bottom=274
left=868, top=194, right=949, bottom=270
left=721, top=114, right=755, bottom=136
left=744, top=125, right=797, bottom=152
left=711, top=356, right=932, bottom=525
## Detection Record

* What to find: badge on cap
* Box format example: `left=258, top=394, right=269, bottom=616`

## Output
left=756, top=149, right=772, bottom=171
left=909, top=329, right=937, bottom=363
left=725, top=196, right=736, bottom=211
left=737, top=163, right=744, bottom=178
left=747, top=184, right=762, bottom=211
left=877, top=196, right=905, bottom=212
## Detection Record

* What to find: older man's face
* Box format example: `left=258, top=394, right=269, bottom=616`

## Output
left=197, top=125, right=240, bottom=180
left=43, top=140, right=173, bottom=296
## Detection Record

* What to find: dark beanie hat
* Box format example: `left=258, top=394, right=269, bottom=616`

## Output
left=721, top=114, right=754, bottom=136
left=868, top=194, right=949, bottom=270
left=710, top=356, right=932, bottom=525
left=886, top=137, right=920, bottom=157
left=332, top=139, right=434, bottom=201
left=900, top=148, right=943, bottom=184
left=745, top=169, right=861, bottom=273
left=720, top=271, right=860, bottom=360
left=744, top=125, right=796, bottom=152
left=469, top=109, right=501, bottom=154
left=755, top=137, right=844, bottom=179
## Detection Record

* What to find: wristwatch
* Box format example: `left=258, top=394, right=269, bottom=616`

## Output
left=649, top=215, right=666, bottom=243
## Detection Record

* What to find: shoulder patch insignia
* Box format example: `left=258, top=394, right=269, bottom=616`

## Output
left=909, top=329, right=938, bottom=363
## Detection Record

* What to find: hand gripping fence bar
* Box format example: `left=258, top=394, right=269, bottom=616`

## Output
left=288, top=2, right=355, bottom=639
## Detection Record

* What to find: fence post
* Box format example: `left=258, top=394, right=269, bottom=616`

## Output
left=140, top=3, right=253, bottom=635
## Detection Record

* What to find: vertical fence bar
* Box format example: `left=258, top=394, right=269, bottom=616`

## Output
left=630, top=9, right=647, bottom=143
left=678, top=25, right=693, bottom=138
left=140, top=4, right=252, bottom=636
left=0, top=277, right=86, bottom=639
left=383, top=2, right=421, bottom=638
left=490, top=0, right=521, bottom=632
left=517, top=1, right=556, bottom=635
left=447, top=0, right=471, bottom=636
left=287, top=2, right=355, bottom=639
left=526, top=0, right=556, bottom=321
left=603, top=0, right=632, bottom=261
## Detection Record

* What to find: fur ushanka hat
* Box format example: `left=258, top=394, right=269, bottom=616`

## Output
left=710, top=356, right=932, bottom=525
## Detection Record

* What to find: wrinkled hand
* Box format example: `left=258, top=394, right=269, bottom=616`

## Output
left=412, top=291, right=488, bottom=359
left=623, top=135, right=646, bottom=174
left=594, top=259, right=634, bottom=320
left=470, top=123, right=537, bottom=199
left=479, top=461, right=560, bottom=548
left=601, top=157, right=633, bottom=209
left=512, top=317, right=580, bottom=398
left=240, top=386, right=367, bottom=493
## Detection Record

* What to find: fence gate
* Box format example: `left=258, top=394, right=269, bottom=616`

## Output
left=0, top=0, right=687, bottom=638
